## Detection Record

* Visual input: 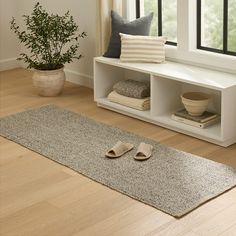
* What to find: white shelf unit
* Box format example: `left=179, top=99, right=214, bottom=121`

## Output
left=94, top=57, right=236, bottom=147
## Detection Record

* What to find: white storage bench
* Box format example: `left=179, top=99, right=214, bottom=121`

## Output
left=94, top=56, right=236, bottom=147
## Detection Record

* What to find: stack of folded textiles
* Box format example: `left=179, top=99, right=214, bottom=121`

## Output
left=107, top=79, right=150, bottom=111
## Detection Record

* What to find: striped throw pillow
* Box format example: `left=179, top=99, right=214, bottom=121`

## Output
left=119, top=33, right=167, bottom=63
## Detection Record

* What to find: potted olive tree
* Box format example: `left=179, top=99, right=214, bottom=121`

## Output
left=10, top=2, right=86, bottom=96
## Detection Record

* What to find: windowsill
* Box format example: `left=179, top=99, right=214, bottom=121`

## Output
left=164, top=45, right=236, bottom=74
left=190, top=48, right=236, bottom=59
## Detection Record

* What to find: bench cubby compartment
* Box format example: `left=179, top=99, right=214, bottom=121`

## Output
left=94, top=57, right=236, bottom=147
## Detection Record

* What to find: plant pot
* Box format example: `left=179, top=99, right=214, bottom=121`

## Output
left=181, top=92, right=210, bottom=116
left=32, top=67, right=65, bottom=96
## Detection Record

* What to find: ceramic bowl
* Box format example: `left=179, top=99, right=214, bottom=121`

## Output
left=181, top=92, right=210, bottom=116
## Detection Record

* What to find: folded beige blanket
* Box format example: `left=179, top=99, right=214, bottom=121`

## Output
left=108, top=91, right=150, bottom=111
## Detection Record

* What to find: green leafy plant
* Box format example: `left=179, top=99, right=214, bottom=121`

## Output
left=10, top=2, right=87, bottom=70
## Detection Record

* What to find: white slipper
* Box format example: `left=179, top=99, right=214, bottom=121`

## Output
left=105, top=141, right=134, bottom=158
left=134, top=142, right=153, bottom=161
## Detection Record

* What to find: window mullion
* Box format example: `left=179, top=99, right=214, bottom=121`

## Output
left=158, top=0, right=162, bottom=36
left=197, top=0, right=201, bottom=49
left=136, top=0, right=140, bottom=18
left=223, top=0, right=228, bottom=53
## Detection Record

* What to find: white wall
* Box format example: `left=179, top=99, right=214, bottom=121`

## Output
left=0, top=0, right=97, bottom=87
left=0, top=0, right=19, bottom=70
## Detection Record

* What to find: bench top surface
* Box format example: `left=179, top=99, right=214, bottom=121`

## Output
left=95, top=57, right=236, bottom=90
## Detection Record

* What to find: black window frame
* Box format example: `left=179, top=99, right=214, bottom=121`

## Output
left=136, top=0, right=177, bottom=46
left=197, top=0, right=236, bottom=56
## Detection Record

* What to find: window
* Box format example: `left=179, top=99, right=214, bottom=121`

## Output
left=197, top=0, right=236, bottom=56
left=129, top=0, right=236, bottom=72
left=136, top=0, right=177, bottom=45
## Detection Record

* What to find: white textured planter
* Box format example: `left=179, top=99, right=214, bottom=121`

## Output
left=32, top=67, right=65, bottom=96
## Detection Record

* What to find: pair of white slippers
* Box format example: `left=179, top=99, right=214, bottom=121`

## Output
left=105, top=141, right=153, bottom=161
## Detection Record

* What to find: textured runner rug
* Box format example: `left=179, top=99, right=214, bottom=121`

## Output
left=1, top=104, right=236, bottom=217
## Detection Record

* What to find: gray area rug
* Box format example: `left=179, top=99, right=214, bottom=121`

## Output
left=1, top=104, right=236, bottom=217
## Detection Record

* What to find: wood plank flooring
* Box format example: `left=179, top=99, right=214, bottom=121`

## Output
left=0, top=68, right=236, bottom=236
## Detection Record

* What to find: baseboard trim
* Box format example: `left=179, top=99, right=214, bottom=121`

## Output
left=0, top=61, right=94, bottom=89
left=65, top=69, right=93, bottom=89
left=0, top=58, right=19, bottom=71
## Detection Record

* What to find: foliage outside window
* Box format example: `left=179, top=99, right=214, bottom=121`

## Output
left=136, top=0, right=177, bottom=45
left=197, top=0, right=236, bottom=56
left=228, top=0, right=236, bottom=52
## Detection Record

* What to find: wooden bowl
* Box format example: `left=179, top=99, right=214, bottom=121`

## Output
left=181, top=92, right=210, bottom=116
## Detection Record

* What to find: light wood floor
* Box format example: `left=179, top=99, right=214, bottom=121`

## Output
left=0, top=68, right=236, bottom=236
